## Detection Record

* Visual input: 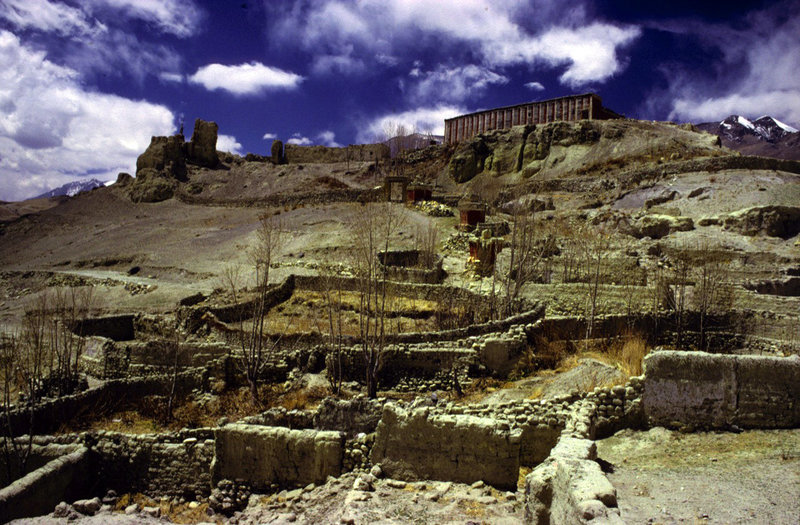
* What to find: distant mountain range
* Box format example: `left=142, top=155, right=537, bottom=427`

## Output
left=34, top=178, right=108, bottom=199
left=696, top=115, right=800, bottom=160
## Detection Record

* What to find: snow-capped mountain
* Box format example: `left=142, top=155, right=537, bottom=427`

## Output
left=34, top=178, right=107, bottom=199
left=716, top=115, right=797, bottom=143
left=697, top=114, right=800, bottom=160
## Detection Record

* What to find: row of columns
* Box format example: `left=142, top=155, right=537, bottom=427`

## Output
left=444, top=95, right=596, bottom=144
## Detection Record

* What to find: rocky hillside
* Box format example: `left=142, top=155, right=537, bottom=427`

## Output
left=446, top=119, right=725, bottom=185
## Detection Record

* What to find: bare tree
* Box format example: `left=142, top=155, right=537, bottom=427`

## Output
left=222, top=214, right=288, bottom=403
left=500, top=204, right=556, bottom=318
left=415, top=219, right=439, bottom=270
left=577, top=225, right=611, bottom=341
left=319, top=269, right=347, bottom=395
left=691, top=243, right=735, bottom=350
left=669, top=249, right=693, bottom=348
left=1, top=287, right=95, bottom=479
left=350, top=202, right=404, bottom=398
left=1, top=331, right=33, bottom=481
left=48, top=287, right=94, bottom=396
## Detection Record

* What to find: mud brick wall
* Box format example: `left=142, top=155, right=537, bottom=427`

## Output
left=642, top=351, right=800, bottom=429
left=212, top=424, right=344, bottom=490
left=370, top=405, right=521, bottom=490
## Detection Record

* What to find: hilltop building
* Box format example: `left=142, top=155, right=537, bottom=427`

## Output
left=444, top=93, right=622, bottom=144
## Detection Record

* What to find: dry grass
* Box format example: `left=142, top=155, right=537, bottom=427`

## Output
left=263, top=289, right=441, bottom=336
left=553, top=333, right=650, bottom=381
left=518, top=466, right=533, bottom=490
left=115, top=493, right=221, bottom=524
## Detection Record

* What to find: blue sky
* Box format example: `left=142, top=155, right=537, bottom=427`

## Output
left=1, top=0, right=799, bottom=201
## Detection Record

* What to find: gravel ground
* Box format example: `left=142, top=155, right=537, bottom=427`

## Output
left=596, top=427, right=800, bottom=524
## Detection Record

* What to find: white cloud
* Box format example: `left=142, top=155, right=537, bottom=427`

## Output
left=159, top=72, right=184, bottom=83
left=0, top=31, right=174, bottom=201
left=262, top=132, right=277, bottom=140
left=0, top=0, right=186, bottom=80
left=217, top=134, right=243, bottom=155
left=86, top=0, right=203, bottom=38
left=407, top=65, right=508, bottom=104
left=486, top=23, right=640, bottom=87
left=311, top=53, right=366, bottom=76
left=357, top=105, right=466, bottom=143
left=671, top=91, right=800, bottom=124
left=287, top=135, right=313, bottom=146
left=189, top=62, right=303, bottom=96
left=271, top=1, right=639, bottom=88
left=0, top=0, right=105, bottom=37
left=317, top=131, right=342, bottom=147
left=525, top=81, right=545, bottom=91
left=663, top=5, right=800, bottom=126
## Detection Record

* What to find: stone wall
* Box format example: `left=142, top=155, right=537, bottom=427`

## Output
left=93, top=429, right=215, bottom=499
left=642, top=351, right=800, bottom=429
left=0, top=446, right=90, bottom=523
left=370, top=405, right=521, bottom=490
left=2, top=370, right=206, bottom=437
left=284, top=143, right=390, bottom=164
left=212, top=424, right=344, bottom=490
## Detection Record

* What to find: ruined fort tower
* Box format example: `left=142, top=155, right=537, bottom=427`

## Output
left=444, top=93, right=622, bottom=144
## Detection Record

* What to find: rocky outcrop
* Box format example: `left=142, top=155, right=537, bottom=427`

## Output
left=370, top=405, right=521, bottom=490
left=447, top=119, right=731, bottom=184
left=186, top=119, right=219, bottom=168
left=721, top=205, right=800, bottom=238
left=634, top=214, right=694, bottom=239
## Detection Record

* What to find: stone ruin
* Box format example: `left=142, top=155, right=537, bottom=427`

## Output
left=2, top=273, right=799, bottom=523
left=128, top=119, right=219, bottom=203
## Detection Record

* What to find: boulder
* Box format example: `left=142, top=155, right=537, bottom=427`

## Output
left=722, top=205, right=800, bottom=238
left=135, top=135, right=186, bottom=181
left=186, top=119, right=219, bottom=168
